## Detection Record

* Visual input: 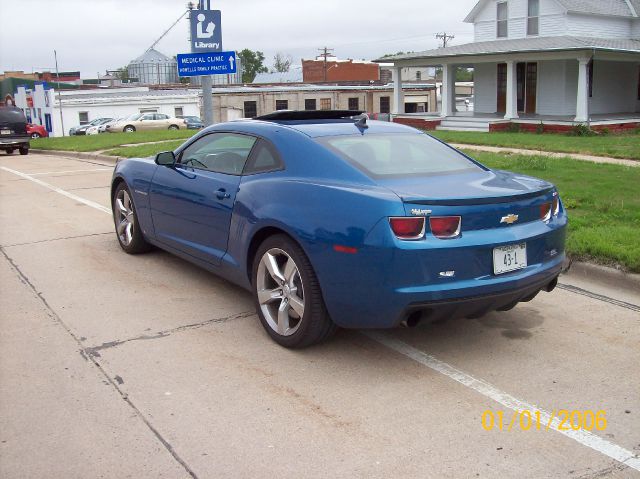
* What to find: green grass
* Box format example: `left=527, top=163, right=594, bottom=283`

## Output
left=430, top=130, right=640, bottom=160
left=465, top=150, right=640, bottom=272
left=105, top=141, right=185, bottom=158
left=31, top=130, right=195, bottom=152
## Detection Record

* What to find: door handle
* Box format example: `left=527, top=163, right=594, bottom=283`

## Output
left=216, top=188, right=231, bottom=199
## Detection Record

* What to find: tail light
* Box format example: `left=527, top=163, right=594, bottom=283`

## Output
left=389, top=217, right=425, bottom=240
left=429, top=216, right=461, bottom=239
left=552, top=195, right=560, bottom=216
left=540, top=202, right=552, bottom=221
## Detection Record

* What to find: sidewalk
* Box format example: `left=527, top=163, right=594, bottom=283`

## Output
left=450, top=143, right=639, bottom=168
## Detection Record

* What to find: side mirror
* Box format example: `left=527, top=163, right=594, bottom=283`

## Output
left=155, top=151, right=176, bottom=166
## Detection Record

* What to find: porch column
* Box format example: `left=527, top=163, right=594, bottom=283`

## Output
left=392, top=67, right=404, bottom=115
left=504, top=60, right=519, bottom=120
left=575, top=58, right=590, bottom=123
left=441, top=63, right=455, bottom=117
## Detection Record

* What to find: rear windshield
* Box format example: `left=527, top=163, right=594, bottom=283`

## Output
left=0, top=108, right=26, bottom=123
left=318, top=133, right=482, bottom=177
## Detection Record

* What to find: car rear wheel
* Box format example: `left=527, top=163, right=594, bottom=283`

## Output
left=113, top=183, right=151, bottom=254
left=253, top=235, right=336, bottom=348
left=31, top=133, right=41, bottom=138
left=19, top=147, right=28, bottom=155
left=123, top=125, right=136, bottom=133
left=168, top=125, right=179, bottom=130
left=5, top=149, right=13, bottom=155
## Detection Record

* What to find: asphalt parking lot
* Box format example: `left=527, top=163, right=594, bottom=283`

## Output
left=1, top=153, right=639, bottom=479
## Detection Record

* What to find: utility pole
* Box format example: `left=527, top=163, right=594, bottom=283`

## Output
left=436, top=32, right=455, bottom=48
left=54, top=50, right=65, bottom=137
left=318, top=46, right=334, bottom=82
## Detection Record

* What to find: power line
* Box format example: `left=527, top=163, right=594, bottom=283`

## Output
left=436, top=32, right=455, bottom=48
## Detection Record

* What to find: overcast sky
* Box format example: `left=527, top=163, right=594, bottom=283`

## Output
left=0, top=0, right=477, bottom=78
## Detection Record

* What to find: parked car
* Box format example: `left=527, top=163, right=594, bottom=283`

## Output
left=106, top=113, right=186, bottom=133
left=98, top=117, right=124, bottom=134
left=69, top=117, right=113, bottom=136
left=0, top=106, right=30, bottom=155
left=177, top=115, right=204, bottom=129
left=110, top=110, right=567, bottom=348
left=27, top=123, right=48, bottom=138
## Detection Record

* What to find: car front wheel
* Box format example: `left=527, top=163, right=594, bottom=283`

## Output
left=31, top=133, right=41, bottom=138
left=123, top=125, right=136, bottom=133
left=168, top=125, right=179, bottom=130
left=253, top=235, right=336, bottom=348
left=113, top=183, right=151, bottom=254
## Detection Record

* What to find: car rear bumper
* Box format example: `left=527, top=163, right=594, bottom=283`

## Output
left=0, top=136, right=30, bottom=147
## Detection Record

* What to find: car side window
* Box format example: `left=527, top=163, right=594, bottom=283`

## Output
left=180, top=133, right=257, bottom=175
left=243, top=140, right=283, bottom=174
left=156, top=114, right=168, bottom=120
left=141, top=114, right=154, bottom=121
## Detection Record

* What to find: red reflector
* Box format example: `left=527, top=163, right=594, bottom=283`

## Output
left=540, top=202, right=552, bottom=220
left=389, top=217, right=425, bottom=240
left=429, top=216, right=461, bottom=239
left=333, top=245, right=358, bottom=254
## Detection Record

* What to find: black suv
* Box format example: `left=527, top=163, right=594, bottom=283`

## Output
left=0, top=106, right=30, bottom=155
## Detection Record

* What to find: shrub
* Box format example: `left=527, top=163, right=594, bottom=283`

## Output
left=568, top=124, right=596, bottom=137
left=598, top=127, right=611, bottom=136
left=535, top=122, right=544, bottom=134
left=507, top=123, right=521, bottom=133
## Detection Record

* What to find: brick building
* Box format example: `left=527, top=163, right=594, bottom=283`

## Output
left=302, top=59, right=380, bottom=83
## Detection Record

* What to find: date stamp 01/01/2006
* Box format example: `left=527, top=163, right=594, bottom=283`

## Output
left=482, top=410, right=608, bottom=432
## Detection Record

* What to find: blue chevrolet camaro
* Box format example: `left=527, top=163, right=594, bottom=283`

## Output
left=111, top=111, right=567, bottom=348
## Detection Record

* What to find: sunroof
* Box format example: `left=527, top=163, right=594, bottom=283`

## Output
left=255, top=110, right=364, bottom=121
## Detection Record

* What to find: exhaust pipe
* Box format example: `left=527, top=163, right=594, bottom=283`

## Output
left=400, top=311, right=423, bottom=328
left=545, top=276, right=558, bottom=292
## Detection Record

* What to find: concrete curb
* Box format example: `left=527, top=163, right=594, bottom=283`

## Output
left=562, top=260, right=640, bottom=294
left=451, top=143, right=639, bottom=168
left=31, top=149, right=119, bottom=165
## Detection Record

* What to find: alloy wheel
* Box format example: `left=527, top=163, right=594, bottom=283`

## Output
left=256, top=248, right=305, bottom=336
left=115, top=189, right=135, bottom=246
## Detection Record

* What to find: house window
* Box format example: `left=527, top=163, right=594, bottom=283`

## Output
left=305, top=99, right=317, bottom=110
left=380, top=96, right=390, bottom=114
left=174, top=107, right=184, bottom=117
left=416, top=71, right=422, bottom=81
left=497, top=2, right=508, bottom=38
left=244, top=101, right=257, bottom=118
left=78, top=111, right=89, bottom=125
left=320, top=98, right=332, bottom=110
left=527, top=0, right=539, bottom=36
left=275, top=99, right=288, bottom=110
left=348, top=97, right=359, bottom=110
left=588, top=59, right=594, bottom=98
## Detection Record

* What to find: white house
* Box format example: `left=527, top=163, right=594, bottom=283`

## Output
left=383, top=0, right=640, bottom=131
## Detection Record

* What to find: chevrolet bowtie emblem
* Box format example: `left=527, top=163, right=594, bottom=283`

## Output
left=500, top=214, right=519, bottom=224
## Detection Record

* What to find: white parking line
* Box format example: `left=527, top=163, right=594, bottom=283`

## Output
left=0, top=166, right=111, bottom=215
left=366, top=332, right=640, bottom=472
left=3, top=163, right=638, bottom=472
left=28, top=168, right=113, bottom=176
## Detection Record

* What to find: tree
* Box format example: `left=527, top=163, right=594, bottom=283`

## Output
left=238, top=49, right=268, bottom=83
left=380, top=51, right=415, bottom=59
left=273, top=52, right=292, bottom=73
left=115, top=66, right=130, bottom=81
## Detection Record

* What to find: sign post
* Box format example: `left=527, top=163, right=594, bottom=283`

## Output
left=189, top=1, right=222, bottom=127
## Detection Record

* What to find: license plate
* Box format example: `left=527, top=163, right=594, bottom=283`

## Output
left=493, top=243, right=527, bottom=275
left=1, top=130, right=11, bottom=135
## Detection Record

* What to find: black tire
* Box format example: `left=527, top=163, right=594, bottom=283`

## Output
left=123, top=125, right=136, bottom=133
left=112, top=182, right=151, bottom=254
left=19, top=147, right=29, bottom=155
left=168, top=125, right=179, bottom=130
left=252, top=234, right=337, bottom=348
left=31, top=133, right=41, bottom=138
left=5, top=149, right=14, bottom=155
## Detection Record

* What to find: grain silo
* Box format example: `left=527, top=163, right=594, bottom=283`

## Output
left=127, top=48, right=178, bottom=85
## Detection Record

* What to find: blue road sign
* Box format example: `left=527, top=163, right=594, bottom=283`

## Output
left=190, top=9, right=222, bottom=52
left=177, top=51, right=237, bottom=77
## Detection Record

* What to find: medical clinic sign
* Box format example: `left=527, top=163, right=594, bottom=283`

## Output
left=177, top=51, right=237, bottom=77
